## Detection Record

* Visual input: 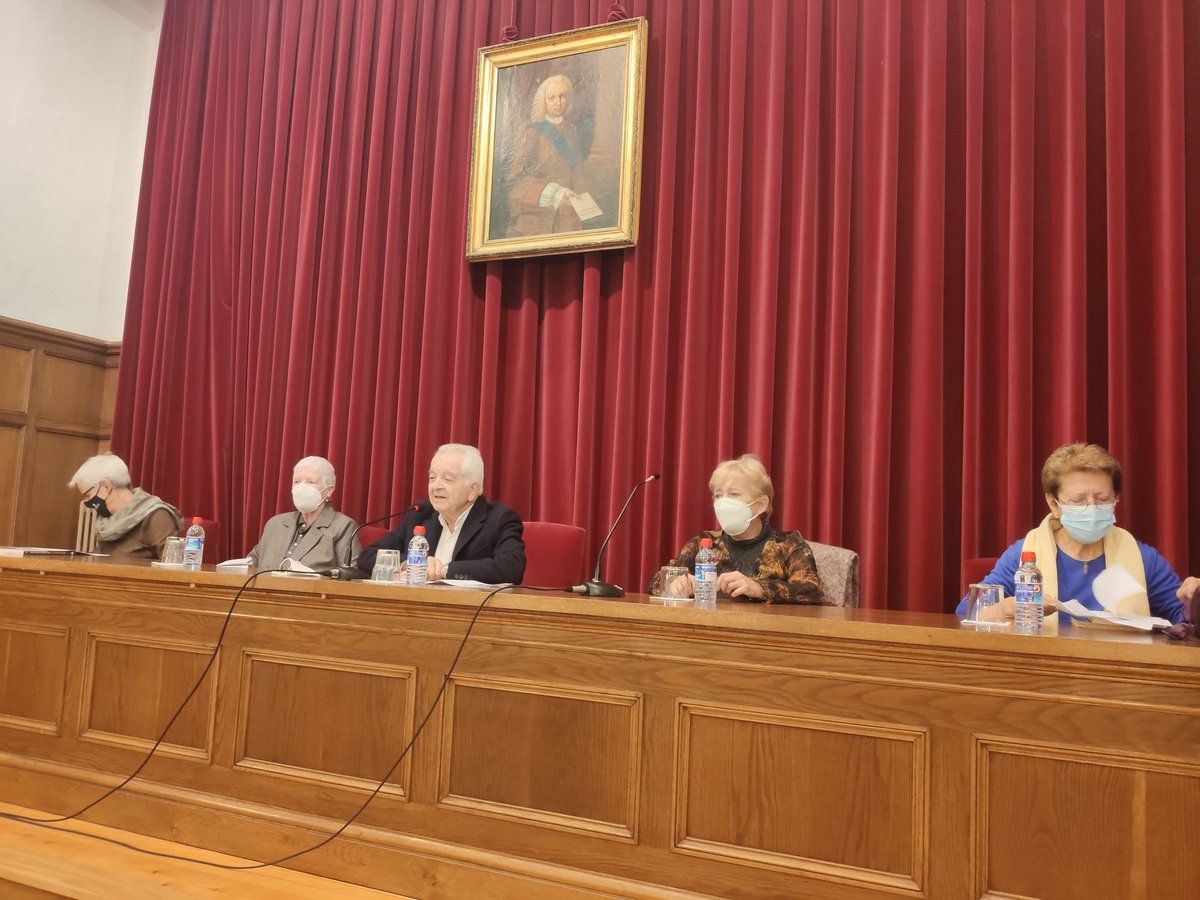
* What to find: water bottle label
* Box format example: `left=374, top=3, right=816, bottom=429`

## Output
left=185, top=537, right=203, bottom=552
left=696, top=564, right=716, bottom=583
left=407, top=549, right=425, bottom=567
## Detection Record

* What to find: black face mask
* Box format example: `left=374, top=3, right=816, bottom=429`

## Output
left=83, top=484, right=112, bottom=518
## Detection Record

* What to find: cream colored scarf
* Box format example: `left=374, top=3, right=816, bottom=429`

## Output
left=1021, top=514, right=1148, bottom=615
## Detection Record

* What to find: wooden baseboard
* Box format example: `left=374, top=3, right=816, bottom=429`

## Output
left=0, top=760, right=691, bottom=900
left=0, top=802, right=408, bottom=900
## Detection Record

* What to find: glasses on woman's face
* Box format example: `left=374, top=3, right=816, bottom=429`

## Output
left=1056, top=495, right=1118, bottom=514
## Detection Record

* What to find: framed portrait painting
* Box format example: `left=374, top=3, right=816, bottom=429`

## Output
left=466, top=18, right=648, bottom=261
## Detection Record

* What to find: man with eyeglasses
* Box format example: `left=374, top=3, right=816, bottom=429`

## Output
left=957, top=443, right=1188, bottom=625
left=68, top=453, right=183, bottom=560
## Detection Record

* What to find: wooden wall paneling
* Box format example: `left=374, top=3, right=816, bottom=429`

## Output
left=78, top=631, right=218, bottom=760
left=0, top=344, right=32, bottom=412
left=1145, top=770, right=1200, bottom=898
left=38, top=354, right=107, bottom=427
left=0, top=425, right=24, bottom=544
left=0, top=317, right=119, bottom=550
left=438, top=674, right=643, bottom=840
left=0, top=560, right=1198, bottom=899
left=234, top=649, right=417, bottom=796
left=22, top=430, right=105, bottom=547
left=0, top=622, right=69, bottom=734
left=975, top=737, right=1200, bottom=900
left=673, top=702, right=927, bottom=894
left=99, top=348, right=119, bottom=441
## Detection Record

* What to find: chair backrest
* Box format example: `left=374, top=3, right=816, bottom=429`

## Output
left=961, top=556, right=1000, bottom=597
left=359, top=525, right=390, bottom=549
left=76, top=502, right=97, bottom=552
left=808, top=540, right=861, bottom=608
left=521, top=521, right=588, bottom=588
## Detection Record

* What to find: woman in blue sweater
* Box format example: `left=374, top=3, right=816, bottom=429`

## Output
left=958, top=443, right=1187, bottom=624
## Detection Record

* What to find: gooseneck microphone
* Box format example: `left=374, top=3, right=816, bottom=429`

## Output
left=569, top=473, right=661, bottom=598
left=325, top=504, right=420, bottom=580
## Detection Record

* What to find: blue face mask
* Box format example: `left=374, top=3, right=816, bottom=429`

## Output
left=1058, top=504, right=1115, bottom=544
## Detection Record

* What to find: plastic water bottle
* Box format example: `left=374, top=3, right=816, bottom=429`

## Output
left=183, top=517, right=206, bottom=571
left=406, top=525, right=429, bottom=586
left=694, top=537, right=718, bottom=608
left=1013, top=550, right=1044, bottom=633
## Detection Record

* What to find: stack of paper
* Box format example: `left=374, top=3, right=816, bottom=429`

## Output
left=1055, top=599, right=1169, bottom=631
left=1057, top=565, right=1171, bottom=631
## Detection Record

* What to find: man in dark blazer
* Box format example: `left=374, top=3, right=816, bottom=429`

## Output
left=357, top=444, right=526, bottom=584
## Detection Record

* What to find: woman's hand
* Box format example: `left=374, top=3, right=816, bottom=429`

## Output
left=716, top=571, right=765, bottom=599
left=667, top=573, right=695, bottom=598
left=1178, top=577, right=1200, bottom=604
left=976, top=593, right=1057, bottom=622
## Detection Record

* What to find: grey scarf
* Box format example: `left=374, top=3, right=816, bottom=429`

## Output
left=94, top=488, right=183, bottom=542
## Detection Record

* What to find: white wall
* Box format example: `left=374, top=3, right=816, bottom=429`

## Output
left=0, top=0, right=163, bottom=342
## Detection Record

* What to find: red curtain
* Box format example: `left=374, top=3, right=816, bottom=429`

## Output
left=115, top=0, right=1200, bottom=609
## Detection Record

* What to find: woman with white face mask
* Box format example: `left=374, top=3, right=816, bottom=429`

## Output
left=246, top=456, right=360, bottom=572
left=648, top=454, right=824, bottom=604
left=956, top=443, right=1187, bottom=624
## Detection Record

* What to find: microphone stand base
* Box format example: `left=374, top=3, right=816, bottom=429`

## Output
left=580, top=580, right=625, bottom=598
left=329, top=566, right=370, bottom=581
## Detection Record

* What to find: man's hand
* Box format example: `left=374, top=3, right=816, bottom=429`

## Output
left=425, top=556, right=447, bottom=581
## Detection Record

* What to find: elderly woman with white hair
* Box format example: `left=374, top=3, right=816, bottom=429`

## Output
left=69, top=453, right=183, bottom=560
left=649, top=455, right=824, bottom=604
left=247, top=456, right=360, bottom=572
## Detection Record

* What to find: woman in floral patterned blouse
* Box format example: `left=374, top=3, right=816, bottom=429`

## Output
left=648, top=455, right=824, bottom=604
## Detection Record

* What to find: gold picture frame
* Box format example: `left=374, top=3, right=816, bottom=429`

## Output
left=466, top=18, right=647, bottom=261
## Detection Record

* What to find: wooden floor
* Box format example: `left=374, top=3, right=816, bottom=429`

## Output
left=0, top=803, right=412, bottom=899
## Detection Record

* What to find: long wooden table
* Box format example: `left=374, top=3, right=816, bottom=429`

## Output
left=0, top=556, right=1197, bottom=898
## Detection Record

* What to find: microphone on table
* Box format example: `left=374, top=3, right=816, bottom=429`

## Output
left=325, top=504, right=420, bottom=580
left=568, top=473, right=661, bottom=598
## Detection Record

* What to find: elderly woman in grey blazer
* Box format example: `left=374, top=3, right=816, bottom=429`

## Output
left=248, top=456, right=360, bottom=572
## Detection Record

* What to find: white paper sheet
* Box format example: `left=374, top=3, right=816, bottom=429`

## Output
left=1056, top=597, right=1169, bottom=631
left=429, top=579, right=513, bottom=590
left=1091, top=565, right=1145, bottom=612
left=568, top=192, right=603, bottom=221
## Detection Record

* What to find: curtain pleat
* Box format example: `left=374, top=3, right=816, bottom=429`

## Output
left=115, top=0, right=1200, bottom=607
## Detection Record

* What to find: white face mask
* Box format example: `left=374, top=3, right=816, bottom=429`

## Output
left=292, top=482, right=325, bottom=515
left=714, top=497, right=757, bottom=536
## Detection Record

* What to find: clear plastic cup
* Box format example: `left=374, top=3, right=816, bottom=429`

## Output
left=371, top=549, right=402, bottom=583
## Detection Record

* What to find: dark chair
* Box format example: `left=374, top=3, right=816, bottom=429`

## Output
left=521, top=521, right=588, bottom=588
